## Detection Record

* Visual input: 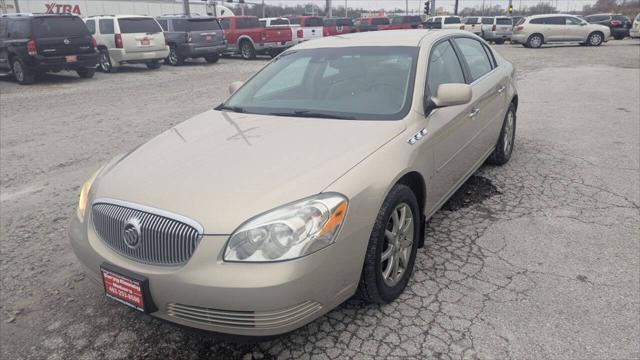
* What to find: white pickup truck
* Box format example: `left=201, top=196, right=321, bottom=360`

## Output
left=260, top=16, right=323, bottom=45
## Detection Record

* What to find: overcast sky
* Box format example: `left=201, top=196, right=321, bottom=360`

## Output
left=259, top=0, right=596, bottom=13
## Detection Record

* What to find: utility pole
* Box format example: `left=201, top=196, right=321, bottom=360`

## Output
left=13, top=0, right=20, bottom=13
left=182, top=0, right=190, bottom=15
left=326, top=0, right=332, bottom=18
left=405, top=0, right=408, bottom=15
left=430, top=0, right=435, bottom=15
left=262, top=0, right=265, bottom=17
left=345, top=0, right=347, bottom=17
left=453, top=0, right=458, bottom=14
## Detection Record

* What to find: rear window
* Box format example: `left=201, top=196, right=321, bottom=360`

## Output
left=32, top=16, right=89, bottom=37
left=178, top=18, right=221, bottom=31
left=612, top=15, right=629, bottom=21
left=303, top=17, right=323, bottom=27
left=444, top=17, right=461, bottom=24
left=118, top=17, right=162, bottom=33
left=464, top=17, right=478, bottom=24
left=336, top=18, right=353, bottom=26
left=481, top=17, right=493, bottom=24
left=371, top=18, right=390, bottom=26
left=236, top=17, right=261, bottom=29
left=496, top=18, right=512, bottom=25
left=270, top=18, right=290, bottom=26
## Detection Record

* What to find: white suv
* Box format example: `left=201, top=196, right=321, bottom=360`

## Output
left=85, top=15, right=169, bottom=72
left=511, top=14, right=610, bottom=48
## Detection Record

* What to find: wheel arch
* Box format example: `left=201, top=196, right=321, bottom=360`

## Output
left=395, top=171, right=427, bottom=248
left=237, top=35, right=255, bottom=47
left=511, top=94, right=519, bottom=111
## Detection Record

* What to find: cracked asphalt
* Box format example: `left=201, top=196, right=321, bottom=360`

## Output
left=1, top=39, right=639, bottom=359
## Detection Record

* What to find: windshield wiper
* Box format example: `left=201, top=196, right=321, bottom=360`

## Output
left=215, top=104, right=245, bottom=113
left=268, top=110, right=355, bottom=120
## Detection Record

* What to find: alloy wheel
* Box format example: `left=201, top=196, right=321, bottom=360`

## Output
left=241, top=43, right=250, bottom=59
left=590, top=33, right=602, bottom=46
left=381, top=203, right=414, bottom=287
left=12, top=60, right=24, bottom=82
left=530, top=35, right=542, bottom=48
left=168, top=47, right=179, bottom=65
left=503, top=110, right=515, bottom=155
left=99, top=52, right=110, bottom=72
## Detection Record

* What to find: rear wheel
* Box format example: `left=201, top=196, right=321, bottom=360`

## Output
left=357, top=184, right=420, bottom=304
left=588, top=32, right=604, bottom=46
left=11, top=57, right=35, bottom=85
left=613, top=34, right=625, bottom=40
left=526, top=33, right=543, bottom=48
left=76, top=67, right=96, bottom=79
left=165, top=45, right=183, bottom=66
left=145, top=60, right=161, bottom=69
left=494, top=39, right=505, bottom=45
left=488, top=103, right=517, bottom=166
left=204, top=53, right=219, bottom=63
left=98, top=49, right=117, bottom=73
left=240, top=40, right=256, bottom=60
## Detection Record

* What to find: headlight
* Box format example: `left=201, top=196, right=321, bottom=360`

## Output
left=76, top=166, right=103, bottom=219
left=224, top=193, right=348, bottom=262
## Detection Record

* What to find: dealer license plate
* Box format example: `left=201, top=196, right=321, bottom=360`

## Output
left=65, top=55, right=77, bottom=62
left=140, top=38, right=150, bottom=46
left=101, top=267, right=146, bottom=312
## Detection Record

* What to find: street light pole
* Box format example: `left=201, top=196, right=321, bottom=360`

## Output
left=182, top=0, right=190, bottom=15
left=406, top=0, right=408, bottom=15
left=262, top=0, right=265, bottom=18
left=345, top=0, right=347, bottom=17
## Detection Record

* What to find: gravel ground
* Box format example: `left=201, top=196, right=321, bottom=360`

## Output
left=1, top=39, right=639, bottom=360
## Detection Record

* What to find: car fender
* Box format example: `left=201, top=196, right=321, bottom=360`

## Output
left=236, top=35, right=255, bottom=47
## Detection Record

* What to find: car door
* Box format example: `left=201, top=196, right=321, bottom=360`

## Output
left=420, top=38, right=476, bottom=207
left=544, top=16, right=567, bottom=41
left=564, top=16, right=587, bottom=40
left=451, top=37, right=504, bottom=174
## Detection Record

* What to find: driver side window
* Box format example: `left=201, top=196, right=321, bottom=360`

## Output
left=426, top=40, right=466, bottom=97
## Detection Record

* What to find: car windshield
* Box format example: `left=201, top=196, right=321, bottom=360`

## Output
left=32, top=16, right=89, bottom=37
left=222, top=46, right=418, bottom=120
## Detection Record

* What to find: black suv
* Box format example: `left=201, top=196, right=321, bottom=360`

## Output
left=0, top=14, right=98, bottom=84
left=584, top=13, right=632, bottom=40
left=156, top=15, right=226, bottom=66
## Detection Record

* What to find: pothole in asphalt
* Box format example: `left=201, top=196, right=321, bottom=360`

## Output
left=442, top=175, right=501, bottom=212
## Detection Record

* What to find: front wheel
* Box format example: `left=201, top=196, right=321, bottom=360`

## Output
left=98, top=49, right=117, bottom=73
left=588, top=32, right=604, bottom=46
left=357, top=184, right=420, bottom=304
left=488, top=103, right=516, bottom=165
left=145, top=61, right=161, bottom=70
left=76, top=67, right=96, bottom=79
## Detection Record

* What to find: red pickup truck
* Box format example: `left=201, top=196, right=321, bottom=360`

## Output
left=219, top=16, right=293, bottom=59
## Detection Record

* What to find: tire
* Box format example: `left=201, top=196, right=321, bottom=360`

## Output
left=587, top=32, right=604, bottom=46
left=494, top=39, right=505, bottom=45
left=613, top=34, right=625, bottom=40
left=145, top=61, right=161, bottom=70
left=488, top=103, right=517, bottom=166
left=204, top=53, right=219, bottom=63
left=98, top=48, right=117, bottom=73
left=526, top=33, right=543, bottom=48
left=357, top=184, right=420, bottom=304
left=522, top=43, right=529, bottom=48
left=165, top=45, right=183, bottom=66
left=239, top=40, right=256, bottom=60
left=11, top=57, right=36, bottom=85
left=76, top=67, right=96, bottom=79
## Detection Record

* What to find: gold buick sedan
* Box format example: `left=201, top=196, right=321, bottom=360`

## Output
left=70, top=30, right=518, bottom=336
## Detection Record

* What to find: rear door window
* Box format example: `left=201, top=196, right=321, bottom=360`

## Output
left=32, top=16, right=89, bottom=37
left=118, top=17, right=162, bottom=33
left=236, top=18, right=260, bottom=29
left=529, top=18, right=544, bottom=24
left=427, top=40, right=466, bottom=96
left=565, top=17, right=583, bottom=25
left=453, top=37, right=493, bottom=82
left=445, top=17, right=461, bottom=24
left=544, top=17, right=565, bottom=25
left=99, top=19, right=114, bottom=34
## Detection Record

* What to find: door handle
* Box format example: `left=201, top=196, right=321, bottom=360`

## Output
left=469, top=108, right=480, bottom=118
left=497, top=85, right=506, bottom=94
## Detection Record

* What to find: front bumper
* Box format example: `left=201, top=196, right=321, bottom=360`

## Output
left=178, top=43, right=227, bottom=58
left=109, top=47, right=170, bottom=65
left=28, top=52, right=98, bottom=72
left=69, top=212, right=359, bottom=336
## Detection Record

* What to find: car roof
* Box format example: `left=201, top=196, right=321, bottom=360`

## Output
left=1, top=13, right=80, bottom=19
left=88, top=14, right=155, bottom=19
left=528, top=13, right=579, bottom=19
left=293, top=29, right=460, bottom=49
left=158, top=15, right=215, bottom=19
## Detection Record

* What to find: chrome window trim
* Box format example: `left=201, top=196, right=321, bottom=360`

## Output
left=92, top=197, right=205, bottom=234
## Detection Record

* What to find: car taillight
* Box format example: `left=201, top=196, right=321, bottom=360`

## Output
left=492, top=24, right=496, bottom=31
left=261, top=32, right=267, bottom=41
left=297, top=29, right=304, bottom=38
left=460, top=25, right=465, bottom=30
left=323, top=27, right=329, bottom=36
left=91, top=36, right=97, bottom=49
left=611, top=20, right=622, bottom=26
left=115, top=33, right=123, bottom=48
left=26, top=39, right=37, bottom=56
left=515, top=25, right=524, bottom=32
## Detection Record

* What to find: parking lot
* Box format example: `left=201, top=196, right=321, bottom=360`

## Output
left=1, top=39, right=639, bottom=359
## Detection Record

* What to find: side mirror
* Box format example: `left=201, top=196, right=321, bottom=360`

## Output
left=228, top=81, right=243, bottom=95
left=430, top=83, right=472, bottom=108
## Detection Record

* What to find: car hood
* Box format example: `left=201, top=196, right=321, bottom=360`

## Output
left=92, top=110, right=405, bottom=234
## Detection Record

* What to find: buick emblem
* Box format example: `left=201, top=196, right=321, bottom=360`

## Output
left=122, top=218, right=142, bottom=249
left=63, top=38, right=70, bottom=45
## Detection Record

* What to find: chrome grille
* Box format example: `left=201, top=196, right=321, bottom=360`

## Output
left=167, top=301, right=322, bottom=329
left=92, top=200, right=203, bottom=266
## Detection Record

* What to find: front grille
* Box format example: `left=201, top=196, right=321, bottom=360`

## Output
left=92, top=201, right=203, bottom=266
left=167, top=301, right=322, bottom=329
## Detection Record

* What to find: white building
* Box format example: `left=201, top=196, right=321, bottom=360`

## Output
left=0, top=0, right=235, bottom=17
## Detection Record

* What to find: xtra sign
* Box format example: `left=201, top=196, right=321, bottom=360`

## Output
left=45, top=3, right=81, bottom=15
